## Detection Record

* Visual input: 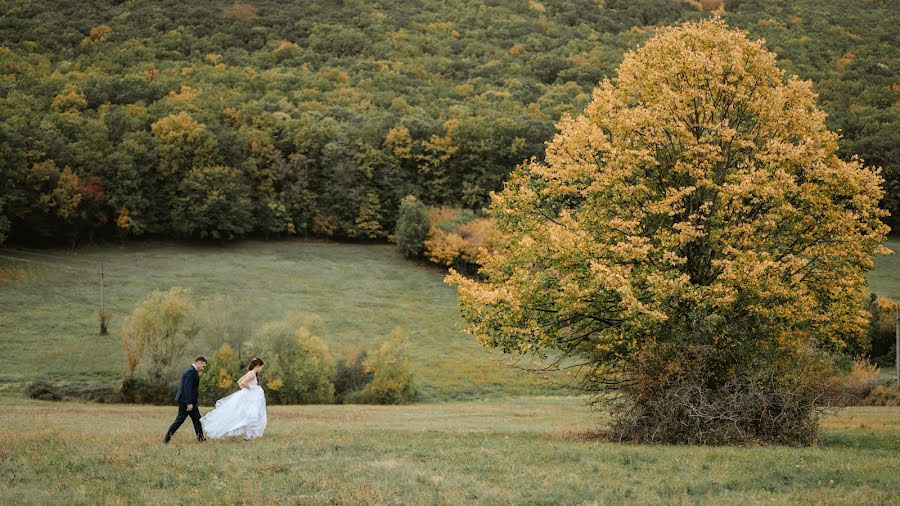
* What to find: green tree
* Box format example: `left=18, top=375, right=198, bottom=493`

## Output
left=394, top=195, right=430, bottom=257
left=174, top=166, right=254, bottom=240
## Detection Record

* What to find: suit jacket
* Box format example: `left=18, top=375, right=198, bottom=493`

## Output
left=175, top=365, right=200, bottom=405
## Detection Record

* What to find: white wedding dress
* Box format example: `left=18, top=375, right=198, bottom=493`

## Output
left=201, top=376, right=267, bottom=440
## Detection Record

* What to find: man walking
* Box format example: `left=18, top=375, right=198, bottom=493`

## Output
left=164, top=356, right=207, bottom=444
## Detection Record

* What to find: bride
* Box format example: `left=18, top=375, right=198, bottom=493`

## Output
left=201, top=357, right=267, bottom=440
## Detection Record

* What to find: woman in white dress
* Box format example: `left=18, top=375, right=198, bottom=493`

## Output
left=201, top=357, right=267, bottom=440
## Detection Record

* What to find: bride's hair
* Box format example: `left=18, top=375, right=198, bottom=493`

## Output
left=248, top=357, right=264, bottom=372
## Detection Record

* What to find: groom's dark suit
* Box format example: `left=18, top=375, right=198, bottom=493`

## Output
left=165, top=364, right=204, bottom=442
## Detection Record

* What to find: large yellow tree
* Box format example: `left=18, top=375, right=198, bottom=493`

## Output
left=447, top=19, right=889, bottom=444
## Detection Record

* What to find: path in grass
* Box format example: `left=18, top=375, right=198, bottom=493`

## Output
left=0, top=240, right=554, bottom=400
left=0, top=396, right=897, bottom=504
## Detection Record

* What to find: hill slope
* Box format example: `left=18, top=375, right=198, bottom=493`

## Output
left=0, top=0, right=896, bottom=245
left=0, top=241, right=558, bottom=400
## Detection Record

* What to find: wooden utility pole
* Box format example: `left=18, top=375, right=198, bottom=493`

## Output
left=99, top=262, right=108, bottom=335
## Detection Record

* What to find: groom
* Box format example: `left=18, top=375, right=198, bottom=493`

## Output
left=163, top=356, right=207, bottom=444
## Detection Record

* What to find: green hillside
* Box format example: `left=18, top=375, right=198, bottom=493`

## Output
left=0, top=241, right=559, bottom=400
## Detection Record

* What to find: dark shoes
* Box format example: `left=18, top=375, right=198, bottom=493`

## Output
left=163, top=432, right=206, bottom=444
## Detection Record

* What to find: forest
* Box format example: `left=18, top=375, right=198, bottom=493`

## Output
left=0, top=0, right=896, bottom=245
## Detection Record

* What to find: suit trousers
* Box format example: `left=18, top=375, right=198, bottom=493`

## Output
left=167, top=402, right=203, bottom=438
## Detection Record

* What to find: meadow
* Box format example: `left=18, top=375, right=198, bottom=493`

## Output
left=0, top=395, right=897, bottom=504
left=0, top=240, right=558, bottom=401
left=2, top=238, right=898, bottom=400
left=1, top=240, right=899, bottom=503
left=869, top=239, right=900, bottom=299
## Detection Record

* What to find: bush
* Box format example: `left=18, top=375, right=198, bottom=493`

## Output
left=394, top=195, right=430, bottom=257
left=345, top=331, right=417, bottom=404
left=119, top=286, right=200, bottom=403
left=196, top=294, right=253, bottom=355
left=27, top=382, right=117, bottom=403
left=25, top=381, right=61, bottom=401
left=199, top=343, right=242, bottom=404
left=863, top=386, right=900, bottom=406
left=826, top=358, right=881, bottom=406
left=422, top=206, right=498, bottom=269
left=254, top=315, right=336, bottom=404
left=121, top=287, right=199, bottom=383
left=334, top=351, right=374, bottom=404
left=607, top=347, right=831, bottom=445
left=115, top=377, right=173, bottom=405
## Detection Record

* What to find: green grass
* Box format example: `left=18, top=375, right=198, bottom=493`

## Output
left=868, top=238, right=900, bottom=299
left=0, top=240, right=555, bottom=400
left=1, top=238, right=898, bottom=401
left=0, top=396, right=897, bottom=504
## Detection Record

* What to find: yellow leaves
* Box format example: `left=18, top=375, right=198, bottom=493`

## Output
left=217, top=369, right=233, bottom=390
left=151, top=111, right=205, bottom=141
left=418, top=134, right=457, bottom=172
left=39, top=166, right=82, bottom=219
left=267, top=377, right=284, bottom=391
left=424, top=228, right=466, bottom=265
left=116, top=208, right=133, bottom=231
left=51, top=84, right=87, bottom=112
left=167, top=85, right=201, bottom=103
left=444, top=18, right=889, bottom=373
left=835, top=51, right=855, bottom=73
left=81, top=24, right=110, bottom=46
left=384, top=126, right=413, bottom=158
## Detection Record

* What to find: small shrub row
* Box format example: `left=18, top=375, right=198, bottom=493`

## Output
left=111, top=286, right=417, bottom=405
left=25, top=381, right=117, bottom=403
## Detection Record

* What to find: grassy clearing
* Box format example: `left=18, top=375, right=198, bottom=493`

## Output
left=868, top=238, right=900, bottom=299
left=0, top=238, right=898, bottom=401
left=0, top=240, right=555, bottom=400
left=0, top=396, right=897, bottom=505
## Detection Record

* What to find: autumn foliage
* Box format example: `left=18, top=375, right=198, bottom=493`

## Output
left=447, top=20, right=889, bottom=444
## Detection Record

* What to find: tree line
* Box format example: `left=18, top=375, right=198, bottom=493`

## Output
left=0, top=0, right=895, bottom=246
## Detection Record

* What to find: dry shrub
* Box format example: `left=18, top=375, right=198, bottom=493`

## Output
left=605, top=346, right=830, bottom=445
left=609, top=376, right=826, bottom=445
left=456, top=218, right=499, bottom=263
left=424, top=229, right=466, bottom=265
left=699, top=0, right=724, bottom=11
left=863, top=386, right=900, bottom=406
left=423, top=208, right=498, bottom=267
left=825, top=358, right=880, bottom=406
left=426, top=206, right=473, bottom=230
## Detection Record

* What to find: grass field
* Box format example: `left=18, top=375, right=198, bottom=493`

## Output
left=868, top=239, right=900, bottom=299
left=0, top=396, right=897, bottom=504
left=0, top=240, right=556, bottom=401
left=1, top=238, right=898, bottom=399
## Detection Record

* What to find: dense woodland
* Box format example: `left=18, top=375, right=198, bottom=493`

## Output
left=0, top=0, right=896, bottom=245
